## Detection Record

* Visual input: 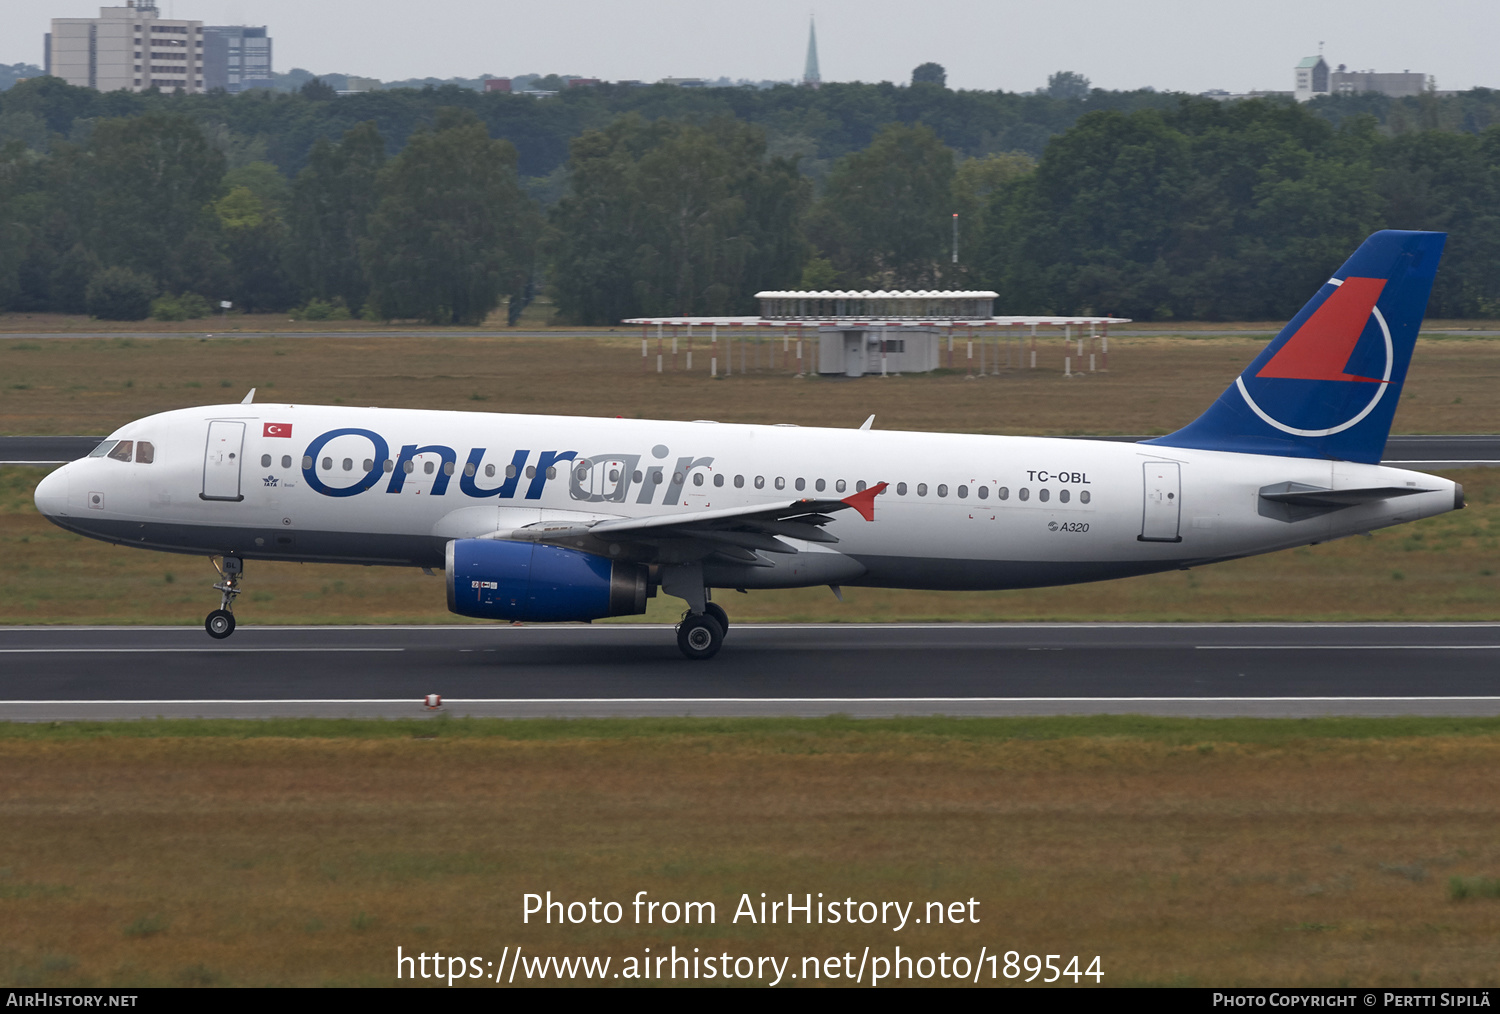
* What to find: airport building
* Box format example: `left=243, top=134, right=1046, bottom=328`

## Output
left=47, top=2, right=205, bottom=93
left=626, top=291, right=1127, bottom=379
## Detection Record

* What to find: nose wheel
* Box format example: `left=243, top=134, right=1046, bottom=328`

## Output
left=206, top=556, right=243, bottom=639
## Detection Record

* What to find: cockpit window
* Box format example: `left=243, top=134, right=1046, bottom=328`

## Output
left=106, top=440, right=134, bottom=463
left=88, top=440, right=117, bottom=458
left=135, top=441, right=154, bottom=464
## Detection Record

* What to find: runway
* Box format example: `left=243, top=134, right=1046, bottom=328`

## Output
left=2, top=623, right=1497, bottom=721
left=5, top=435, right=1498, bottom=468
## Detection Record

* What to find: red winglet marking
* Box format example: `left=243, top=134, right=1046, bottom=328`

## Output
left=841, top=481, right=889, bottom=521
left=1256, top=276, right=1388, bottom=383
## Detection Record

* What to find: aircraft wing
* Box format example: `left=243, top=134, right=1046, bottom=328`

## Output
left=500, top=483, right=888, bottom=565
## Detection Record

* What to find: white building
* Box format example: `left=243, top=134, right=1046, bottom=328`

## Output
left=48, top=2, right=204, bottom=94
left=626, top=291, right=1128, bottom=379
left=1295, top=56, right=1430, bottom=102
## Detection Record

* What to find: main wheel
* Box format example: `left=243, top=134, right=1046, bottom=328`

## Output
left=205, top=609, right=236, bottom=639
left=676, top=613, right=724, bottom=660
left=704, top=602, right=729, bottom=633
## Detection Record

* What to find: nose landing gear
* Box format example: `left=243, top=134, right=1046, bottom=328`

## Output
left=205, top=556, right=243, bottom=639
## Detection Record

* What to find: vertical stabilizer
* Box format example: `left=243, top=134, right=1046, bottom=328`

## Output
left=1146, top=230, right=1445, bottom=463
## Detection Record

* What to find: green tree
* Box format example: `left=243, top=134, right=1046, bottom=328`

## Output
left=912, top=63, right=947, bottom=88
left=362, top=108, right=538, bottom=325
left=83, top=112, right=225, bottom=295
left=85, top=266, right=155, bottom=320
left=548, top=116, right=808, bottom=324
left=288, top=121, right=387, bottom=311
left=1046, top=71, right=1091, bottom=100
left=807, top=122, right=957, bottom=288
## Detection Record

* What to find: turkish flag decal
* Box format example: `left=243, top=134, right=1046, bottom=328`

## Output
left=263, top=423, right=293, bottom=438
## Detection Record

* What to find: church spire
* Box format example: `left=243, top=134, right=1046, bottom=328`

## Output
left=803, top=16, right=820, bottom=88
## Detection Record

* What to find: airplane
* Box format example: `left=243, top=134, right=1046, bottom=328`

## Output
left=32, top=230, right=1460, bottom=659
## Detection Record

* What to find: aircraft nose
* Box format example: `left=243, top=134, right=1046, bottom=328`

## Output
left=33, top=465, right=70, bottom=517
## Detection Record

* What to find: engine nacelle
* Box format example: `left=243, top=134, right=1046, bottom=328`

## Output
left=445, top=539, right=648, bottom=622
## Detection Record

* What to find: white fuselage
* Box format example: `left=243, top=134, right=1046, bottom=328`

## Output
left=33, top=404, right=1460, bottom=591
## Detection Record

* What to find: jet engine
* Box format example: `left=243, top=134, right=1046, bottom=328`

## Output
left=445, top=539, right=648, bottom=622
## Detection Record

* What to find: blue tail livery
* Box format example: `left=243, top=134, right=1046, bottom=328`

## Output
left=1146, top=230, right=1446, bottom=463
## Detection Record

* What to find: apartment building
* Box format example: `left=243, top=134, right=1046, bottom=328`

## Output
left=48, top=2, right=203, bottom=93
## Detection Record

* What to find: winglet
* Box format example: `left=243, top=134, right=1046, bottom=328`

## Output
left=859, top=414, right=875, bottom=431
left=840, top=481, right=889, bottom=521
left=241, top=388, right=256, bottom=405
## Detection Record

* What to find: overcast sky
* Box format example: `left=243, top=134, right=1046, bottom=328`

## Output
left=11, top=0, right=1496, bottom=94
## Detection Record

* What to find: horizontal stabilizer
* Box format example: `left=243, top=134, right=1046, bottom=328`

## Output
left=1257, top=481, right=1431, bottom=523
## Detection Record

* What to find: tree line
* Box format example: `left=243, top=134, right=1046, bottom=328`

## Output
left=0, top=80, right=1497, bottom=323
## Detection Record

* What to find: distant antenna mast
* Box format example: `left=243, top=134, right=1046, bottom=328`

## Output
left=951, top=213, right=958, bottom=265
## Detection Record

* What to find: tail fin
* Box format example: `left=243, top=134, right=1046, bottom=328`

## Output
left=1145, top=230, right=1445, bottom=464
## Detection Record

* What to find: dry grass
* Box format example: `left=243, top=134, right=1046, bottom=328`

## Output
left=2, top=330, right=1500, bottom=437
left=2, top=725, right=1499, bottom=986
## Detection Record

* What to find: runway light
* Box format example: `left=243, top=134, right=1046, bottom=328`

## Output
left=424, top=693, right=442, bottom=710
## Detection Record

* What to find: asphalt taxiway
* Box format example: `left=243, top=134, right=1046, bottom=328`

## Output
left=1, top=623, right=1496, bottom=721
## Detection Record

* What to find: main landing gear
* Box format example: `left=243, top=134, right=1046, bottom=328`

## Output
left=676, top=601, right=730, bottom=660
left=205, top=556, right=243, bottom=639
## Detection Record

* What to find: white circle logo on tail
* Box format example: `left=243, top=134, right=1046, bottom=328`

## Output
left=1236, top=277, right=1393, bottom=437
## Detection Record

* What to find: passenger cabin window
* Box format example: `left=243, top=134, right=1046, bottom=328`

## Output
left=344, top=458, right=354, bottom=471
left=423, top=461, right=434, bottom=475
left=977, top=485, right=988, bottom=499
left=322, top=457, right=334, bottom=471
left=465, top=462, right=478, bottom=477
left=365, top=458, right=375, bottom=472
left=917, top=483, right=927, bottom=496
left=107, top=440, right=133, bottom=463
left=1019, top=488, right=1030, bottom=501
left=856, top=481, right=867, bottom=492
left=1039, top=488, right=1050, bottom=503
left=897, top=482, right=907, bottom=495
left=734, top=475, right=744, bottom=488
left=815, top=479, right=826, bottom=492
left=1080, top=490, right=1091, bottom=504
left=1059, top=489, right=1070, bottom=503
left=281, top=455, right=291, bottom=469
left=998, top=487, right=1009, bottom=500
left=485, top=464, right=496, bottom=478
left=261, top=454, right=272, bottom=468
left=507, top=465, right=519, bottom=479
left=714, top=474, right=724, bottom=487
left=957, top=485, right=968, bottom=498
left=754, top=476, right=765, bottom=489
left=302, top=455, right=313, bottom=469
left=443, top=462, right=455, bottom=476
left=693, top=473, right=704, bottom=486
left=836, top=480, right=846, bottom=493
left=775, top=477, right=785, bottom=490
left=135, top=441, right=154, bottom=464
left=937, top=484, right=948, bottom=497
left=796, top=478, right=806, bottom=491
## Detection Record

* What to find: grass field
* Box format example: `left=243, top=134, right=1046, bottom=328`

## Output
left=2, top=717, right=1499, bottom=987
left=3, top=330, right=1500, bottom=437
